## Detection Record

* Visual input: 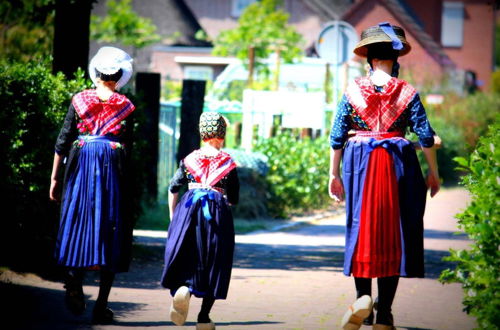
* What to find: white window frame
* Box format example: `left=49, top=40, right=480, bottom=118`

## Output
left=231, top=0, right=256, bottom=17
left=441, top=2, right=464, bottom=47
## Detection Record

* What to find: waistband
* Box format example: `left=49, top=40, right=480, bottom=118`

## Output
left=353, top=131, right=404, bottom=138
left=78, top=135, right=121, bottom=143
left=188, top=183, right=225, bottom=195
left=349, top=131, right=405, bottom=143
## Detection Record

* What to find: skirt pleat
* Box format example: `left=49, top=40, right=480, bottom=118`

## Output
left=161, top=189, right=235, bottom=299
left=55, top=136, right=130, bottom=272
left=342, top=137, right=427, bottom=278
left=351, top=148, right=402, bottom=278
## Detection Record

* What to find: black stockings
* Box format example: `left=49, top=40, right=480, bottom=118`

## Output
left=95, top=270, right=115, bottom=310
left=66, top=269, right=115, bottom=310
left=355, top=277, right=372, bottom=298
left=66, top=269, right=85, bottom=286
left=197, top=296, right=215, bottom=323
left=376, top=276, right=399, bottom=324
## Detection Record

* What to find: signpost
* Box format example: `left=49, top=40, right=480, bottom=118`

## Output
left=315, top=21, right=358, bottom=107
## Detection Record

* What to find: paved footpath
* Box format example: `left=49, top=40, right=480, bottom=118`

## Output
left=0, top=188, right=476, bottom=329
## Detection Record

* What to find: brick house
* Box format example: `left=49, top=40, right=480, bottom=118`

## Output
left=341, top=0, right=496, bottom=90
left=90, top=0, right=497, bottom=92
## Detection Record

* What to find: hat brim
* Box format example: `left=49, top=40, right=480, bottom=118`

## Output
left=88, top=53, right=133, bottom=90
left=353, top=37, right=411, bottom=57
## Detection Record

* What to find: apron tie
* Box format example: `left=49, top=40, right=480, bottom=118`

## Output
left=185, top=190, right=215, bottom=221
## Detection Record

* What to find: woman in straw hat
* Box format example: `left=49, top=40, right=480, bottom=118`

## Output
left=161, top=112, right=239, bottom=330
left=50, top=46, right=135, bottom=324
left=328, top=23, right=440, bottom=329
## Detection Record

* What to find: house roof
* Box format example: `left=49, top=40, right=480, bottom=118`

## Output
left=303, top=0, right=353, bottom=21
left=341, top=0, right=455, bottom=68
left=164, top=0, right=212, bottom=47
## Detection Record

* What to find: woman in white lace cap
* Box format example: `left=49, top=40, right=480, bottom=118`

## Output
left=50, top=46, right=136, bottom=324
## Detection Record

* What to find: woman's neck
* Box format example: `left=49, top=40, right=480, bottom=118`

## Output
left=370, top=59, right=394, bottom=86
left=371, top=59, right=393, bottom=75
left=201, top=142, right=222, bottom=156
left=95, top=81, right=116, bottom=101
left=370, top=69, right=392, bottom=86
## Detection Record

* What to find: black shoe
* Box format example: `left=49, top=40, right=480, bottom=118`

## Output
left=92, top=307, right=114, bottom=324
left=64, top=278, right=85, bottom=315
left=375, top=311, right=394, bottom=326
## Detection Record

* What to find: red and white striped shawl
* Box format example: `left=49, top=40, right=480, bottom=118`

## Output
left=345, top=76, right=416, bottom=132
left=72, top=89, right=135, bottom=135
left=184, top=149, right=237, bottom=187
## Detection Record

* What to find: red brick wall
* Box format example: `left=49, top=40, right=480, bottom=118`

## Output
left=184, top=0, right=324, bottom=48
left=150, top=52, right=184, bottom=81
left=404, top=0, right=443, bottom=42
left=442, top=1, right=495, bottom=90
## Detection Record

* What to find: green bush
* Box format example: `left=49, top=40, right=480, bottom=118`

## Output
left=412, top=92, right=500, bottom=184
left=161, top=79, right=182, bottom=101
left=0, top=60, right=89, bottom=273
left=436, top=92, right=500, bottom=152
left=491, top=70, right=500, bottom=94
left=255, top=131, right=330, bottom=218
left=408, top=111, right=467, bottom=183
left=439, top=116, right=500, bottom=329
left=225, top=148, right=270, bottom=219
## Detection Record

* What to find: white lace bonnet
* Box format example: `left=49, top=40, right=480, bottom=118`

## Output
left=88, top=46, right=133, bottom=89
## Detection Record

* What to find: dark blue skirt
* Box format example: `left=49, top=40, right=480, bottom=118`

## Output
left=55, top=135, right=132, bottom=273
left=161, top=189, right=235, bottom=299
left=342, top=137, right=427, bottom=277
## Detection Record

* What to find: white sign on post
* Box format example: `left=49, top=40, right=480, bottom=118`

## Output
left=315, top=21, right=358, bottom=65
left=315, top=21, right=359, bottom=111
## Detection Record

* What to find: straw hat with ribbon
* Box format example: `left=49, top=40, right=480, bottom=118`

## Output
left=353, top=22, right=411, bottom=57
left=88, top=46, right=133, bottom=89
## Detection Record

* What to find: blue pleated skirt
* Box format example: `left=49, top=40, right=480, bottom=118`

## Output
left=161, top=189, right=235, bottom=299
left=55, top=135, right=131, bottom=273
left=342, top=137, right=427, bottom=277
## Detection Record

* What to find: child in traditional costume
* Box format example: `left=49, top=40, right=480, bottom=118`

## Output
left=161, top=112, right=239, bottom=330
left=328, top=23, right=441, bottom=330
left=49, top=46, right=135, bottom=324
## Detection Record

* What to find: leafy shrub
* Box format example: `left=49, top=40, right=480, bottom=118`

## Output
left=411, top=92, right=500, bottom=184
left=491, top=70, right=500, bottom=94
left=435, top=92, right=500, bottom=152
left=225, top=148, right=270, bottom=219
left=439, top=116, right=500, bottom=329
left=162, top=79, right=182, bottom=101
left=408, top=111, right=467, bottom=183
left=0, top=60, right=89, bottom=273
left=255, top=131, right=330, bottom=217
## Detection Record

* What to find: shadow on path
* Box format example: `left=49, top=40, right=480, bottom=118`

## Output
left=119, top=223, right=463, bottom=290
left=424, top=228, right=467, bottom=240
left=0, top=282, right=90, bottom=329
left=234, top=243, right=344, bottom=270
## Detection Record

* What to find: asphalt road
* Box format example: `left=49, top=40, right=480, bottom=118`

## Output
left=0, top=188, right=475, bottom=329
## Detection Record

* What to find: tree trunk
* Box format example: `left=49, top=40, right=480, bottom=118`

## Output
left=247, top=46, right=255, bottom=88
left=52, top=0, right=93, bottom=78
